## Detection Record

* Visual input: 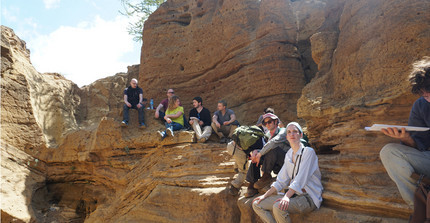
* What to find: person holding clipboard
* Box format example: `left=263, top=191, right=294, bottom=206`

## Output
left=379, top=57, right=430, bottom=208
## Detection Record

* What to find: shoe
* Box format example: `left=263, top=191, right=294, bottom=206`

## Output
left=244, top=187, right=259, bottom=198
left=158, top=131, right=167, bottom=140
left=254, top=175, right=273, bottom=190
left=199, top=137, right=206, bottom=143
left=121, top=120, right=128, bottom=127
left=234, top=168, right=239, bottom=174
left=167, top=128, right=174, bottom=137
left=140, top=123, right=146, bottom=128
left=227, top=184, right=240, bottom=196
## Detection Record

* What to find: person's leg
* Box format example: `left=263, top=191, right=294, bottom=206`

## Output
left=380, top=143, right=430, bottom=207
left=201, top=126, right=212, bottom=140
left=170, top=122, right=183, bottom=131
left=261, top=147, right=287, bottom=174
left=246, top=162, right=261, bottom=184
left=211, top=122, right=224, bottom=138
left=252, top=194, right=283, bottom=223
left=228, top=124, right=238, bottom=138
left=272, top=194, right=316, bottom=223
left=123, top=104, right=130, bottom=123
left=231, top=148, right=249, bottom=188
left=138, top=106, right=145, bottom=124
left=192, top=121, right=203, bottom=139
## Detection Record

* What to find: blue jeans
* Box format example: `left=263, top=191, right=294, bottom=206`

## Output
left=165, top=122, right=183, bottom=131
left=123, top=104, right=145, bottom=124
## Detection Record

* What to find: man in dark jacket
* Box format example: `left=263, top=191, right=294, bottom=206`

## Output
left=122, top=78, right=146, bottom=128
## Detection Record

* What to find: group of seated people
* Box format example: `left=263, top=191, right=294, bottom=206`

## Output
left=122, top=82, right=241, bottom=143
left=121, top=56, right=429, bottom=222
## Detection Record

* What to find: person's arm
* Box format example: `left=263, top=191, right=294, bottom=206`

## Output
left=213, top=113, right=220, bottom=128
left=154, top=103, right=163, bottom=118
left=253, top=186, right=277, bottom=204
left=259, top=128, right=287, bottom=157
left=137, top=93, right=143, bottom=108
left=165, top=111, right=183, bottom=119
left=124, top=95, right=131, bottom=107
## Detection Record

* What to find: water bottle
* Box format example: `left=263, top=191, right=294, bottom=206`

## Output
left=150, top=98, right=154, bottom=109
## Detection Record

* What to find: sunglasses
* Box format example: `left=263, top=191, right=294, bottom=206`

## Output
left=262, top=119, right=274, bottom=126
left=168, top=91, right=175, bottom=94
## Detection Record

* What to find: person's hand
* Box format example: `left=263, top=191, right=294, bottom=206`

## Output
left=253, top=195, right=266, bottom=204
left=276, top=195, right=290, bottom=211
left=199, top=120, right=204, bottom=126
left=189, top=120, right=194, bottom=125
left=165, top=117, right=172, bottom=124
left=256, top=152, right=262, bottom=166
left=223, top=121, right=230, bottom=126
left=137, top=103, right=142, bottom=109
left=216, top=122, right=221, bottom=128
left=381, top=127, right=410, bottom=139
left=154, top=111, right=159, bottom=118
left=126, top=102, right=131, bottom=108
left=250, top=150, right=259, bottom=163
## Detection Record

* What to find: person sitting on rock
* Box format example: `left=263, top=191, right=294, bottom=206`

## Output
left=256, top=107, right=285, bottom=132
left=157, top=95, right=184, bottom=140
left=122, top=78, right=146, bottom=128
left=379, top=57, right=430, bottom=208
left=189, top=96, right=212, bottom=143
left=154, top=88, right=189, bottom=129
left=245, top=113, right=290, bottom=198
left=211, top=100, right=240, bottom=143
left=253, top=122, right=323, bottom=223
left=154, top=88, right=178, bottom=121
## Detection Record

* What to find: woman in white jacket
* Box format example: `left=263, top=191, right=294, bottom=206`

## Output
left=252, top=122, right=323, bottom=223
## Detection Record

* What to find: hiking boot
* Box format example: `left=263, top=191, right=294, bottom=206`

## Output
left=121, top=120, right=128, bottom=127
left=254, top=174, right=273, bottom=190
left=227, top=184, right=240, bottom=196
left=199, top=137, right=206, bottom=143
left=140, top=122, right=146, bottom=128
left=244, top=187, right=259, bottom=198
left=167, top=128, right=174, bottom=137
left=158, top=131, right=167, bottom=140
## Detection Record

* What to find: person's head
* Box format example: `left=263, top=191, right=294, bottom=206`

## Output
left=286, top=122, right=303, bottom=144
left=264, top=107, right=275, bottom=114
left=192, top=96, right=203, bottom=108
left=168, top=95, right=180, bottom=110
left=262, top=113, right=279, bottom=131
left=166, top=89, right=175, bottom=99
left=409, top=57, right=430, bottom=102
left=217, top=100, right=227, bottom=111
left=130, top=78, right=138, bottom=88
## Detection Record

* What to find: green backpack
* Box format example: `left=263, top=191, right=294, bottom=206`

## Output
left=231, top=125, right=265, bottom=152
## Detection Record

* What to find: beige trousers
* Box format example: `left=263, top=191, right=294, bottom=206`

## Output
left=211, top=122, right=238, bottom=138
left=191, top=121, right=212, bottom=140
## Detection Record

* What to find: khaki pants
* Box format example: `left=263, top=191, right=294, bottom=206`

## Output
left=227, top=141, right=249, bottom=188
left=252, top=193, right=316, bottom=223
left=211, top=122, right=238, bottom=138
left=191, top=121, right=212, bottom=140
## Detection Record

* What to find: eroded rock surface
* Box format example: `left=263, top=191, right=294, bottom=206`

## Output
left=1, top=0, right=429, bottom=222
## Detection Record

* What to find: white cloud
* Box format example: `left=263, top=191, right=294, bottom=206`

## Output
left=43, top=0, right=61, bottom=9
left=29, top=16, right=140, bottom=87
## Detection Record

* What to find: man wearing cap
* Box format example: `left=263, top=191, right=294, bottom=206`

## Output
left=189, top=97, right=212, bottom=143
left=212, top=100, right=240, bottom=143
left=245, top=113, right=290, bottom=197
left=122, top=78, right=146, bottom=128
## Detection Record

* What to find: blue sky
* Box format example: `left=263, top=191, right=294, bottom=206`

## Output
left=1, top=0, right=142, bottom=87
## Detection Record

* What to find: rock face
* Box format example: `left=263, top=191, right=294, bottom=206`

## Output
left=1, top=0, right=429, bottom=222
left=140, top=0, right=306, bottom=125
left=297, top=0, right=430, bottom=218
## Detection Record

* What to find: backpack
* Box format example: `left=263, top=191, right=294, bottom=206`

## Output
left=231, top=125, right=265, bottom=152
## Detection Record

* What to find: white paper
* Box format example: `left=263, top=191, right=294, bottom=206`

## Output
left=365, top=124, right=430, bottom=132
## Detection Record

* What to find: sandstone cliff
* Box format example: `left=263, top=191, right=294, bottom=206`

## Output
left=1, top=0, right=429, bottom=222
